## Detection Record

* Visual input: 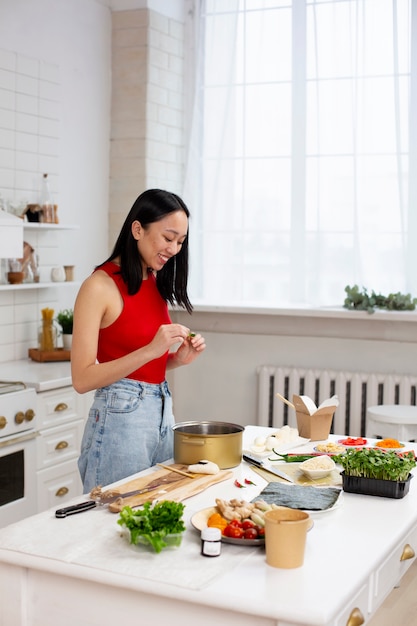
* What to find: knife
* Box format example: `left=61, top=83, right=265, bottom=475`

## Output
left=55, top=485, right=170, bottom=518
left=242, top=453, right=295, bottom=484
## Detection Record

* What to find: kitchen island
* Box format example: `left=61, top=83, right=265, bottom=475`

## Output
left=0, top=426, right=416, bottom=626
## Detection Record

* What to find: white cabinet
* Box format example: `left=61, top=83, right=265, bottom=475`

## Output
left=36, top=387, right=94, bottom=511
left=370, top=526, right=417, bottom=615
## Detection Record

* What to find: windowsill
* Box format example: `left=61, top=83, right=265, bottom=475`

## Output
left=185, top=303, right=417, bottom=322
left=170, top=304, right=417, bottom=342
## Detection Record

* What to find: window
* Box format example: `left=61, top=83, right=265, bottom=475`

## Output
left=184, top=0, right=417, bottom=307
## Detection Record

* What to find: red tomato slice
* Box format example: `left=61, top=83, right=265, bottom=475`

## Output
left=340, top=437, right=367, bottom=446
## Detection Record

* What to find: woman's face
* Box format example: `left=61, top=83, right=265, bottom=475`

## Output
left=132, top=210, right=189, bottom=272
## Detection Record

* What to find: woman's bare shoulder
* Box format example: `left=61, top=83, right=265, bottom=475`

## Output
left=77, top=268, right=118, bottom=300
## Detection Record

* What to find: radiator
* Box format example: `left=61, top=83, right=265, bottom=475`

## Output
left=257, top=365, right=417, bottom=437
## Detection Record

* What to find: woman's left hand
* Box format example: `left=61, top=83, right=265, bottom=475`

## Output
left=170, top=332, right=206, bottom=367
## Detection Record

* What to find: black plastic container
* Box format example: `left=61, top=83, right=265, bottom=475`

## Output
left=341, top=472, right=412, bottom=499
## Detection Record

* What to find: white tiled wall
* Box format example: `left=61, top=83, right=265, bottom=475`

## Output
left=109, top=8, right=185, bottom=248
left=0, top=4, right=186, bottom=364
left=0, top=48, right=60, bottom=210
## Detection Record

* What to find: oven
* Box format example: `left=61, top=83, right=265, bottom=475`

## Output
left=0, top=382, right=38, bottom=528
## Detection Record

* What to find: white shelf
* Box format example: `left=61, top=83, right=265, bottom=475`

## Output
left=0, top=281, right=80, bottom=291
left=23, top=223, right=79, bottom=231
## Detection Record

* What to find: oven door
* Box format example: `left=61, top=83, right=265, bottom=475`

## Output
left=0, top=431, right=38, bottom=528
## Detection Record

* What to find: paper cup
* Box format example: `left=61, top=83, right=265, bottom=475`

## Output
left=264, top=507, right=310, bottom=569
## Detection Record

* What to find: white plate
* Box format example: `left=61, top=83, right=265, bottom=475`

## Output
left=337, top=438, right=368, bottom=447
left=245, top=436, right=310, bottom=459
left=373, top=443, right=407, bottom=452
left=190, top=506, right=314, bottom=546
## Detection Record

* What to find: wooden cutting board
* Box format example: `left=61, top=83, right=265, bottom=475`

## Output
left=103, top=464, right=233, bottom=512
left=251, top=464, right=342, bottom=487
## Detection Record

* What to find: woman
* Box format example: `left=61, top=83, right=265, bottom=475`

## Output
left=71, top=189, right=206, bottom=493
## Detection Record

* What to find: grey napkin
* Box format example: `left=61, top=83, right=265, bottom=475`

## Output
left=254, top=482, right=342, bottom=511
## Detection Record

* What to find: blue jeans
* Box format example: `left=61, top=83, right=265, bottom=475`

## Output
left=78, top=379, right=174, bottom=493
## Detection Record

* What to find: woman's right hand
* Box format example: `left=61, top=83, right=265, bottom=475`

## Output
left=149, top=324, right=190, bottom=358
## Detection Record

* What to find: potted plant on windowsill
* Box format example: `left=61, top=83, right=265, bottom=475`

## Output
left=56, top=308, right=73, bottom=350
left=334, top=447, right=416, bottom=499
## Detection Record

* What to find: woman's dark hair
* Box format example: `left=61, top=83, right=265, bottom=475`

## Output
left=100, top=189, right=192, bottom=314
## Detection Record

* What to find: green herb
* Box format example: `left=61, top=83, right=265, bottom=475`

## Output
left=118, top=500, right=186, bottom=553
left=56, top=308, right=74, bottom=334
left=333, top=448, right=416, bottom=482
left=343, top=285, right=417, bottom=314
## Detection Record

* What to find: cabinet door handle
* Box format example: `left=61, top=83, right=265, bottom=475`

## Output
left=55, top=487, right=69, bottom=497
left=0, top=416, right=7, bottom=429
left=346, top=607, right=364, bottom=626
left=54, top=402, right=68, bottom=412
left=400, top=543, right=415, bottom=561
left=25, top=408, right=35, bottom=421
left=55, top=440, right=69, bottom=450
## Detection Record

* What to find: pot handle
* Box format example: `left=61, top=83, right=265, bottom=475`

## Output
left=180, top=436, right=206, bottom=446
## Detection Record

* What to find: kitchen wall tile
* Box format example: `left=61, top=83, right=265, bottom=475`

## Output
left=16, top=92, right=38, bottom=115
left=0, top=168, right=14, bottom=188
left=38, top=117, right=59, bottom=139
left=38, top=136, right=59, bottom=156
left=112, top=10, right=148, bottom=30
left=17, top=55, right=39, bottom=78
left=16, top=73, right=38, bottom=97
left=0, top=147, right=14, bottom=168
left=113, top=27, right=148, bottom=49
left=0, top=87, right=15, bottom=111
left=39, top=98, right=60, bottom=120
left=0, top=68, right=15, bottom=91
left=39, top=80, right=60, bottom=102
left=39, top=61, right=59, bottom=84
left=15, top=150, right=37, bottom=171
left=0, top=127, right=14, bottom=149
left=15, top=130, right=38, bottom=153
left=0, top=107, right=15, bottom=130
left=0, top=48, right=15, bottom=71
left=158, top=105, right=182, bottom=128
left=16, top=112, right=38, bottom=135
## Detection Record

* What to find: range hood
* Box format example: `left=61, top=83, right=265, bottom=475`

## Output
left=0, top=210, right=24, bottom=258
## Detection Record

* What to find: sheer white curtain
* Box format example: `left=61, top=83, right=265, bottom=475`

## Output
left=183, top=0, right=416, bottom=307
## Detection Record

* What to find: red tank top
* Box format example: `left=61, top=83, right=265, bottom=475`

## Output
left=96, top=261, right=171, bottom=384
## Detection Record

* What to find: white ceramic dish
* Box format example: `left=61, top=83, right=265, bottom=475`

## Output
left=299, top=456, right=336, bottom=480
left=245, top=436, right=310, bottom=459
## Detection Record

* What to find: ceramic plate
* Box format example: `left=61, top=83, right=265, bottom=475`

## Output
left=373, top=443, right=406, bottom=452
left=245, top=437, right=310, bottom=459
left=190, top=507, right=313, bottom=546
left=313, top=444, right=346, bottom=455
left=338, top=438, right=368, bottom=447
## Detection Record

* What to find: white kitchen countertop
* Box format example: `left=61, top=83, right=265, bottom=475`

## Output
left=0, top=358, right=72, bottom=391
left=0, top=426, right=417, bottom=626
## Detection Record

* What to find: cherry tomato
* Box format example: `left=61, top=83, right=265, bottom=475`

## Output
left=228, top=519, right=243, bottom=528
left=223, top=524, right=244, bottom=539
left=242, top=519, right=256, bottom=530
left=243, top=528, right=259, bottom=540
left=257, top=527, right=265, bottom=538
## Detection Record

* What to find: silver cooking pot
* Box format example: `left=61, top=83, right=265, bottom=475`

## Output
left=172, top=421, right=244, bottom=469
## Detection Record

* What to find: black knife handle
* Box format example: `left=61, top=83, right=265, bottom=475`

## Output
left=242, top=453, right=263, bottom=467
left=55, top=500, right=97, bottom=518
